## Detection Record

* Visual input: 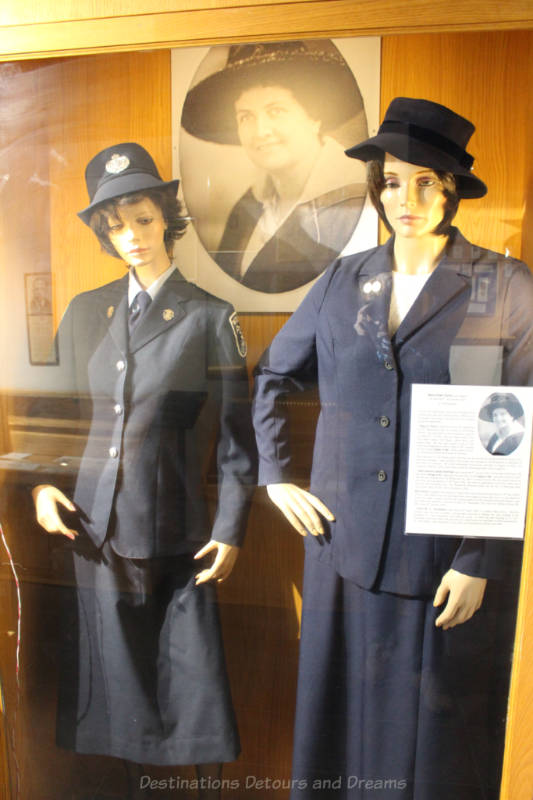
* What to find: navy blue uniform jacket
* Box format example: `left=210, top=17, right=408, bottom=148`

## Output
left=253, top=229, right=533, bottom=596
left=53, top=268, right=256, bottom=558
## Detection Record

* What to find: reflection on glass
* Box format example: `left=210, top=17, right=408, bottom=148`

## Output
left=253, top=97, right=532, bottom=798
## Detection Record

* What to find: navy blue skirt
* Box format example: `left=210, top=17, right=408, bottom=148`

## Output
left=57, top=539, right=239, bottom=766
left=290, top=556, right=512, bottom=799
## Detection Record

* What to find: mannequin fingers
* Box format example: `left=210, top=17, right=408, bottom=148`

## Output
left=303, top=491, right=335, bottom=521
left=195, top=568, right=213, bottom=585
left=287, top=494, right=324, bottom=535
left=433, top=580, right=450, bottom=609
left=194, top=541, right=216, bottom=560
left=56, top=493, right=76, bottom=513
left=277, top=502, right=311, bottom=537
left=36, top=509, right=76, bottom=539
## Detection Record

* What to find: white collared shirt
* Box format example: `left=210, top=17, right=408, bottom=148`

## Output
left=128, top=263, right=176, bottom=307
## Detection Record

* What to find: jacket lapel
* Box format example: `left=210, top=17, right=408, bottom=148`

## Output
left=97, top=275, right=129, bottom=356
left=128, top=271, right=189, bottom=353
left=393, top=230, right=473, bottom=345
left=351, top=240, right=395, bottom=362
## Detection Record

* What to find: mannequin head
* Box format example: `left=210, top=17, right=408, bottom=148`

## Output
left=367, top=154, right=459, bottom=236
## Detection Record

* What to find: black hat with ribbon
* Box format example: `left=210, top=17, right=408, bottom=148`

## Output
left=181, top=40, right=364, bottom=145
left=345, top=97, right=487, bottom=198
left=78, top=142, right=179, bottom=225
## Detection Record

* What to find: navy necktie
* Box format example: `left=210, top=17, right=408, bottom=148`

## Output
left=129, top=291, right=151, bottom=333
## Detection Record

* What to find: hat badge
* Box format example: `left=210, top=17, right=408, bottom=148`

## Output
left=105, top=153, right=130, bottom=174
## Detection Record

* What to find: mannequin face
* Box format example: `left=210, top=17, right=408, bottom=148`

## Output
left=381, top=154, right=447, bottom=238
left=106, top=197, right=169, bottom=275
left=234, top=85, right=321, bottom=173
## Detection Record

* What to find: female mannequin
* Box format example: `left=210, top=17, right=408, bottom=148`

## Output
left=253, top=98, right=533, bottom=798
left=32, top=143, right=255, bottom=799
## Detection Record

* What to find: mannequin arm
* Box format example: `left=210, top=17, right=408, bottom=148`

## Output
left=194, top=540, right=240, bottom=585
left=266, top=483, right=335, bottom=537
left=32, top=484, right=77, bottom=540
left=433, top=568, right=487, bottom=630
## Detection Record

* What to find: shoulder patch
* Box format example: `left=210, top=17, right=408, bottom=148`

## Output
left=229, top=311, right=247, bottom=358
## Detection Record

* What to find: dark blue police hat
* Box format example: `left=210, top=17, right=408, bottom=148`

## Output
left=345, top=97, right=487, bottom=199
left=78, top=143, right=179, bottom=225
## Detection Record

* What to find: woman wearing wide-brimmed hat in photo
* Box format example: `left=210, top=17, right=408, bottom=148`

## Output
left=479, top=392, right=525, bottom=455
left=31, top=143, right=256, bottom=799
left=253, top=97, right=533, bottom=797
left=181, top=40, right=368, bottom=293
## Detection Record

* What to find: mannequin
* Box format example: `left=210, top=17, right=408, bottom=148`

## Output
left=32, top=143, right=255, bottom=799
left=253, top=98, right=533, bottom=798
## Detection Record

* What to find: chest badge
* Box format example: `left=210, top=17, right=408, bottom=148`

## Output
left=106, top=305, right=115, bottom=318
left=162, top=308, right=174, bottom=322
left=229, top=311, right=247, bottom=358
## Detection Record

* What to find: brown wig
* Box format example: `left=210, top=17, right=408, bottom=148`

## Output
left=366, top=159, right=459, bottom=236
left=89, top=186, right=188, bottom=259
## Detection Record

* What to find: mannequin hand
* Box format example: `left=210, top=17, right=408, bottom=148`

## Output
left=266, top=483, right=335, bottom=537
left=433, top=569, right=487, bottom=630
left=194, top=540, right=239, bottom=585
left=32, top=484, right=77, bottom=540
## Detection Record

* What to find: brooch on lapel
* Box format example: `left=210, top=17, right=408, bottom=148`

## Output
left=361, top=279, right=383, bottom=297
left=162, top=308, right=175, bottom=322
left=106, top=305, right=115, bottom=318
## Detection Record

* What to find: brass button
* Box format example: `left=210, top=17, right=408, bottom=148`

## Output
left=377, top=470, right=387, bottom=482
left=379, top=416, right=390, bottom=428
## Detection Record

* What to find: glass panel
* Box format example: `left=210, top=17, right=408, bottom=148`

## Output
left=0, top=34, right=531, bottom=800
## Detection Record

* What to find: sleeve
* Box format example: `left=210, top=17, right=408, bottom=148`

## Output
left=451, top=258, right=533, bottom=579
left=26, top=299, right=81, bottom=491
left=207, top=303, right=257, bottom=547
left=252, top=264, right=335, bottom=486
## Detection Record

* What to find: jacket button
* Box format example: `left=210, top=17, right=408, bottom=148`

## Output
left=377, top=469, right=387, bottom=482
left=116, top=360, right=126, bottom=372
left=379, top=415, right=390, bottom=428
left=114, top=404, right=123, bottom=415
left=384, top=359, right=394, bottom=371
left=109, top=446, right=119, bottom=458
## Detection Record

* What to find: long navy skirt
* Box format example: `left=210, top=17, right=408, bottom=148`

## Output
left=290, top=556, right=513, bottom=799
left=56, top=539, right=239, bottom=766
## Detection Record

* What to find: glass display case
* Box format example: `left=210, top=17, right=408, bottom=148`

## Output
left=0, top=6, right=532, bottom=799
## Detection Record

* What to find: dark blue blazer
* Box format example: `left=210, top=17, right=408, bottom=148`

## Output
left=52, top=268, right=256, bottom=558
left=253, top=229, right=533, bottom=596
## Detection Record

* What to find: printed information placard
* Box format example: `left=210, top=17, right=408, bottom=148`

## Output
left=405, top=384, right=533, bottom=539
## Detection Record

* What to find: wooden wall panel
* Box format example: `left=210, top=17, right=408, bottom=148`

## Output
left=1, top=1, right=533, bottom=61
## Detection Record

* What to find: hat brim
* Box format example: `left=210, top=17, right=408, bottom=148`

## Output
left=181, top=57, right=363, bottom=145
left=479, top=399, right=524, bottom=422
left=345, top=133, right=487, bottom=199
left=78, top=175, right=180, bottom=225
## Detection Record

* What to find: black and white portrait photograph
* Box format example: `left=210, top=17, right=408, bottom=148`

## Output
left=478, top=392, right=525, bottom=456
left=172, top=38, right=380, bottom=310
